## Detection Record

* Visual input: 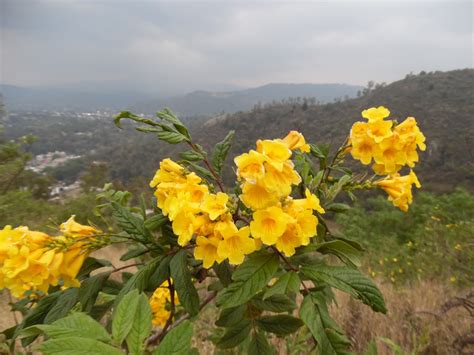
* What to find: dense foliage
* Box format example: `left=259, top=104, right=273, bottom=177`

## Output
left=0, top=105, right=432, bottom=354
left=337, top=189, right=474, bottom=287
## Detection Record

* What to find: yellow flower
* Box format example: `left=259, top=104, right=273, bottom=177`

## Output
left=217, top=226, right=256, bottom=265
left=59, top=246, right=87, bottom=287
left=149, top=280, right=180, bottom=327
left=201, top=192, right=229, bottom=221
left=454, top=244, right=462, bottom=251
left=282, top=131, right=310, bottom=153
left=240, top=182, right=279, bottom=210
left=250, top=206, right=294, bottom=245
left=375, top=170, right=421, bottom=212
left=234, top=150, right=266, bottom=183
left=361, top=106, right=390, bottom=122
left=256, top=139, right=292, bottom=171
left=449, top=276, right=457, bottom=283
left=350, top=132, right=379, bottom=165
left=194, top=235, right=224, bottom=268
left=275, top=223, right=304, bottom=257
left=291, top=189, right=325, bottom=214
left=150, top=158, right=186, bottom=187
left=172, top=210, right=197, bottom=246
left=262, top=162, right=301, bottom=197
left=60, top=215, right=100, bottom=238
left=367, top=119, right=393, bottom=143
left=372, top=135, right=407, bottom=174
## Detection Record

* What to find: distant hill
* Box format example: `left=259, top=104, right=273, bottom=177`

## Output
left=192, top=69, right=474, bottom=191
left=0, top=84, right=152, bottom=111
left=131, top=83, right=363, bottom=116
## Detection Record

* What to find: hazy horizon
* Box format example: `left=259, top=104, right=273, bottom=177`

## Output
left=1, top=0, right=472, bottom=96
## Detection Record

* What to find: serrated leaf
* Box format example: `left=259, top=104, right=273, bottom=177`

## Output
left=77, top=257, right=111, bottom=278
left=120, top=245, right=149, bottom=261
left=79, top=272, right=110, bottom=312
left=112, top=289, right=139, bottom=344
left=216, top=251, right=279, bottom=309
left=170, top=250, right=200, bottom=315
left=213, top=260, right=233, bottom=286
left=317, top=240, right=363, bottom=267
left=39, top=336, right=122, bottom=355
left=248, top=331, right=274, bottom=355
left=179, top=150, right=204, bottom=161
left=156, top=108, right=190, bottom=139
left=23, top=312, right=111, bottom=342
left=153, top=320, right=193, bottom=355
left=256, top=315, right=303, bottom=336
left=215, top=305, right=246, bottom=327
left=252, top=294, right=296, bottom=313
left=301, top=265, right=386, bottom=313
left=44, top=288, right=79, bottom=324
left=300, top=292, right=351, bottom=355
left=216, top=320, right=251, bottom=349
left=211, top=130, right=235, bottom=174
left=156, top=130, right=187, bottom=144
left=126, top=293, right=153, bottom=355
left=144, top=213, right=168, bottom=232
left=111, top=202, right=149, bottom=241
left=263, top=271, right=300, bottom=299
left=114, top=256, right=164, bottom=307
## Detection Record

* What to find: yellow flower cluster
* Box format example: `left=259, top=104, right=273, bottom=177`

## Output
left=350, top=106, right=426, bottom=175
left=375, top=170, right=421, bottom=212
left=0, top=216, right=98, bottom=298
left=235, top=131, right=324, bottom=257
left=150, top=159, right=257, bottom=267
left=350, top=106, right=426, bottom=211
left=149, top=280, right=179, bottom=327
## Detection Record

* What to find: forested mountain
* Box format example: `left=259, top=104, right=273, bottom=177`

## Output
left=191, top=69, right=474, bottom=191
left=4, top=69, right=473, bottom=192
left=131, top=83, right=363, bottom=115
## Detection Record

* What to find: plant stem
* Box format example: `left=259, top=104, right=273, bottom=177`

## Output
left=187, top=141, right=225, bottom=192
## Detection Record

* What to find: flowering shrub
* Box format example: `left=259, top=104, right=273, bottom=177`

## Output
left=0, top=107, right=425, bottom=354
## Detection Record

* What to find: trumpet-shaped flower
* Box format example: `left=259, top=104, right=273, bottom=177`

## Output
left=375, top=170, right=421, bottom=212
left=201, top=192, right=229, bottom=221
left=234, top=150, right=265, bottom=183
left=250, top=206, right=294, bottom=245
left=282, top=131, right=310, bottom=153
left=194, top=235, right=224, bottom=268
left=217, top=226, right=256, bottom=265
left=362, top=106, right=390, bottom=122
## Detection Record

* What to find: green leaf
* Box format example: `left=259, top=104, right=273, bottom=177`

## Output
left=44, top=288, right=79, bottom=324
left=126, top=293, right=153, bottom=355
left=216, top=251, right=279, bottom=309
left=23, top=312, right=111, bottom=342
left=185, top=161, right=214, bottom=181
left=256, top=315, right=303, bottom=336
left=170, top=250, right=200, bottom=315
left=156, top=130, right=187, bottom=144
left=248, top=331, right=274, bottom=355
left=144, top=213, right=168, bottom=232
left=213, top=260, right=233, bottom=286
left=326, top=203, right=351, bottom=213
left=156, top=108, right=190, bottom=139
left=79, top=272, right=110, bottom=312
left=39, top=336, right=123, bottom=355
left=211, top=130, right=235, bottom=174
left=120, top=245, right=149, bottom=261
left=111, top=202, right=149, bottom=241
left=263, top=271, right=300, bottom=299
left=309, top=143, right=329, bottom=160
left=77, top=257, right=111, bottom=278
left=114, top=256, right=164, bottom=307
left=252, top=294, right=296, bottom=313
left=317, top=240, right=363, bottom=267
left=215, top=305, right=246, bottom=328
left=147, top=255, right=172, bottom=291
left=153, top=320, right=193, bottom=355
left=179, top=150, right=205, bottom=161
left=300, top=292, right=351, bottom=355
left=15, top=291, right=61, bottom=339
left=216, top=320, right=251, bottom=349
left=112, top=289, right=139, bottom=344
left=301, top=264, right=387, bottom=313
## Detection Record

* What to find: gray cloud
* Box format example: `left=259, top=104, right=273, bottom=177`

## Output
left=1, top=0, right=472, bottom=95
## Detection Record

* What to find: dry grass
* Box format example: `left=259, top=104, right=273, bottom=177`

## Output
left=331, top=280, right=473, bottom=354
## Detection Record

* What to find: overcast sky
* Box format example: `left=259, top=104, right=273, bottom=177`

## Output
left=1, top=0, right=472, bottom=95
